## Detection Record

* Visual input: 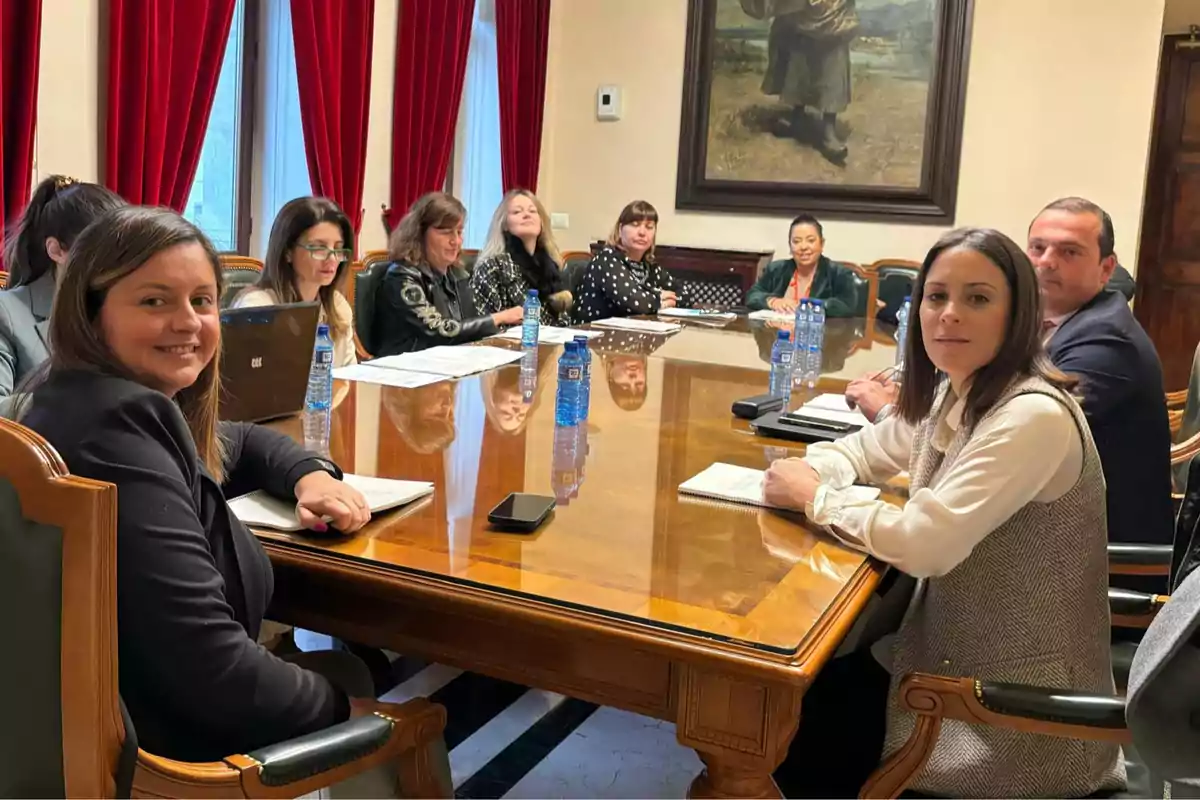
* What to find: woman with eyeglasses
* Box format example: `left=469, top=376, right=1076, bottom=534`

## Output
left=232, top=197, right=357, bottom=367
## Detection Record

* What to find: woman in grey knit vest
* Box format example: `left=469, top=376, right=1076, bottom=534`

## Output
left=765, top=228, right=1122, bottom=798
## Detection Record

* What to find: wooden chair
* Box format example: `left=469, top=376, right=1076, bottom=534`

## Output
left=459, top=249, right=479, bottom=275
left=0, top=416, right=452, bottom=798
left=353, top=250, right=391, bottom=360
left=0, top=270, right=8, bottom=289
left=217, top=255, right=264, bottom=309
left=859, top=586, right=1164, bottom=799
left=561, top=250, right=592, bottom=303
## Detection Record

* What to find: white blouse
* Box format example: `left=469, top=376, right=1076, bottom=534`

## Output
left=231, top=287, right=357, bottom=368
left=802, top=390, right=1084, bottom=579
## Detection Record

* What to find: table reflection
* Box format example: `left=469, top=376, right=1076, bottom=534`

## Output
left=263, top=317, right=895, bottom=652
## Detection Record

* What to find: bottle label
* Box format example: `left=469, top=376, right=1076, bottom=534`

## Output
left=562, top=366, right=582, bottom=381
left=314, top=349, right=333, bottom=365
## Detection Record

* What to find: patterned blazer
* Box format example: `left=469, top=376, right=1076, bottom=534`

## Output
left=373, top=260, right=498, bottom=356
left=471, top=252, right=572, bottom=326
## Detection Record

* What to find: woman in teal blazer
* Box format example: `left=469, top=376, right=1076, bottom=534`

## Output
left=746, top=213, right=860, bottom=317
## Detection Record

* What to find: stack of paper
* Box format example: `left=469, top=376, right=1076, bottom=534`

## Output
left=495, top=326, right=603, bottom=345
left=230, top=474, right=435, bottom=532
left=332, top=363, right=444, bottom=389
left=678, top=462, right=880, bottom=509
left=367, top=346, right=524, bottom=378
left=790, top=394, right=870, bottom=428
left=589, top=318, right=681, bottom=334
left=656, top=308, right=737, bottom=322
left=748, top=309, right=794, bottom=322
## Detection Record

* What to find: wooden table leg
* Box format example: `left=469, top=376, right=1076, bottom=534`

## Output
left=675, top=665, right=803, bottom=800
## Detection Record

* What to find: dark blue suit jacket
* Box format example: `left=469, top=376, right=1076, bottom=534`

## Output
left=1047, top=289, right=1174, bottom=550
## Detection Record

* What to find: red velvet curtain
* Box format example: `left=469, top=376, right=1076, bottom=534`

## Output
left=105, top=0, right=236, bottom=210
left=386, top=0, right=475, bottom=230
left=291, top=0, right=374, bottom=238
left=0, top=0, right=43, bottom=235
left=495, top=0, right=551, bottom=193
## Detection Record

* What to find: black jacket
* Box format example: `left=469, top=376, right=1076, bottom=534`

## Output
left=1046, top=290, right=1174, bottom=551
left=573, top=245, right=684, bottom=324
left=22, top=370, right=349, bottom=762
left=374, top=260, right=498, bottom=356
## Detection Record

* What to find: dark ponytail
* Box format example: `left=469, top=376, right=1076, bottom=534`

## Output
left=3, top=175, right=126, bottom=289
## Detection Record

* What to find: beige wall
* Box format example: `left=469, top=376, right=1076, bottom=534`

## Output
left=33, top=0, right=1171, bottom=270
left=538, top=0, right=1166, bottom=271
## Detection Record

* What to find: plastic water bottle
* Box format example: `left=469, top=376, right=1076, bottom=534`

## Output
left=573, top=335, right=592, bottom=421
left=305, top=323, right=334, bottom=411
left=895, top=296, right=912, bottom=371
left=521, top=289, right=541, bottom=347
left=555, top=341, right=584, bottom=426
left=809, top=299, right=826, bottom=350
left=302, top=408, right=332, bottom=457
left=793, top=299, right=812, bottom=352
left=769, top=330, right=793, bottom=401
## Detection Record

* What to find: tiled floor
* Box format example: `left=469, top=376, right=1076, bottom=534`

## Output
left=295, top=631, right=703, bottom=798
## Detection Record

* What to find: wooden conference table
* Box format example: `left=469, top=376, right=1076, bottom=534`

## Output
left=261, top=316, right=900, bottom=799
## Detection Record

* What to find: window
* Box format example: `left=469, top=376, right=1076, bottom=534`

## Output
left=454, top=0, right=503, bottom=250
left=182, top=0, right=257, bottom=252
left=258, top=0, right=311, bottom=254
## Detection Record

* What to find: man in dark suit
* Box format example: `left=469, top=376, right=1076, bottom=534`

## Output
left=1027, top=197, right=1175, bottom=573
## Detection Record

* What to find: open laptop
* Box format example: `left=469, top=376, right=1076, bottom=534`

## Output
left=219, top=301, right=320, bottom=422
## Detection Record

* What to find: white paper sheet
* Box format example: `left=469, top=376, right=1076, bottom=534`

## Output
left=788, top=394, right=871, bottom=427
left=332, top=363, right=444, bottom=389
left=230, top=474, right=435, bottom=532
left=588, top=318, right=682, bottom=334
left=367, top=346, right=525, bottom=378
left=679, top=462, right=879, bottom=509
left=748, top=309, right=794, bottom=322
left=655, top=308, right=737, bottom=321
left=495, top=326, right=604, bottom=344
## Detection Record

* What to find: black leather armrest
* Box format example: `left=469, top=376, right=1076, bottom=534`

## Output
left=1109, top=587, right=1164, bottom=617
left=974, top=682, right=1126, bottom=729
left=245, top=714, right=394, bottom=787
left=1107, top=543, right=1173, bottom=566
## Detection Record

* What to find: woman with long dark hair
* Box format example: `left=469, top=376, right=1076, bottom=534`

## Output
left=232, top=196, right=357, bottom=366
left=764, top=228, right=1123, bottom=798
left=0, top=175, right=125, bottom=397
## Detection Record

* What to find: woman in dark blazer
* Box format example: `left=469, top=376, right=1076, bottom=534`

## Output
left=745, top=213, right=860, bottom=316
left=374, top=192, right=524, bottom=356
left=18, top=206, right=377, bottom=763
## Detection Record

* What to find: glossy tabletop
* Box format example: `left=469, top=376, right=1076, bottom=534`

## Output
left=263, top=315, right=899, bottom=655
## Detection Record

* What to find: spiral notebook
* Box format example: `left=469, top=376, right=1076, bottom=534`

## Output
left=678, top=463, right=880, bottom=510
left=229, top=474, right=434, bottom=532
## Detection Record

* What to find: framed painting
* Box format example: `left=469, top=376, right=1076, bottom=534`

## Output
left=676, top=0, right=974, bottom=223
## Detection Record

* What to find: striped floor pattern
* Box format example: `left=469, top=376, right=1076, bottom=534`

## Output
left=296, top=632, right=703, bottom=798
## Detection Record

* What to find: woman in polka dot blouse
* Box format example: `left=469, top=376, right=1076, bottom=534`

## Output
left=573, top=200, right=686, bottom=324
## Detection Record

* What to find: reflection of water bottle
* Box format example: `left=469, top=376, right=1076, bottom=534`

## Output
left=573, top=335, right=592, bottom=421
left=769, top=330, right=793, bottom=401
left=302, top=408, right=332, bottom=457
left=555, top=342, right=584, bottom=426
left=519, top=349, right=538, bottom=404
left=574, top=423, right=590, bottom=497
left=552, top=423, right=579, bottom=505
left=305, top=324, right=334, bottom=411
left=792, top=299, right=812, bottom=351
left=521, top=289, right=541, bottom=347
left=895, top=296, right=911, bottom=373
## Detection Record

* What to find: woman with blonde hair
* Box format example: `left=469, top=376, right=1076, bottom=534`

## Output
left=17, top=206, right=390, bottom=764
left=574, top=200, right=686, bottom=323
left=374, top=192, right=523, bottom=356
left=471, top=189, right=573, bottom=325
left=233, top=196, right=356, bottom=366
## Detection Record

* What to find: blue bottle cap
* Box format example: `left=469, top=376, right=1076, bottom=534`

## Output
left=903, top=295, right=911, bottom=302
left=527, top=289, right=539, bottom=297
left=317, top=323, right=330, bottom=336
left=776, top=329, right=790, bottom=341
